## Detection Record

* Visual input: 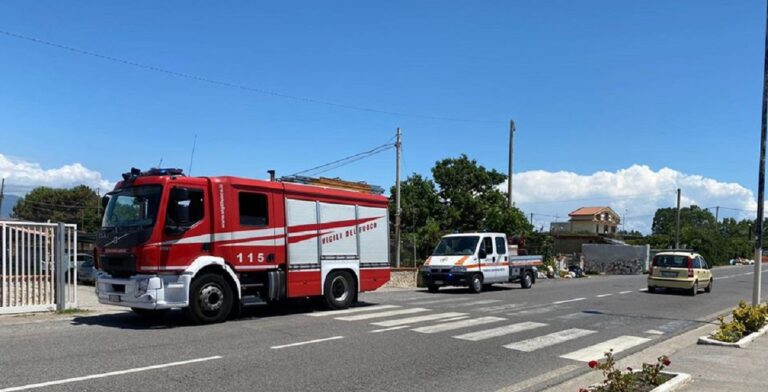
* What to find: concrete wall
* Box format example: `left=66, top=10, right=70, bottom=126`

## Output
left=582, top=243, right=650, bottom=275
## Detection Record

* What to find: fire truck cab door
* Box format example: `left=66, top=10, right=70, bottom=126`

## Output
left=160, top=185, right=211, bottom=271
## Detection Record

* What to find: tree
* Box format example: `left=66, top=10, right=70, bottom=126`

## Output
left=391, top=155, right=532, bottom=265
left=12, top=185, right=101, bottom=232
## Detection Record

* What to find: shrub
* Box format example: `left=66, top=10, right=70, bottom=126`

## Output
left=580, top=350, right=672, bottom=392
left=732, top=300, right=768, bottom=333
left=712, top=315, right=744, bottom=343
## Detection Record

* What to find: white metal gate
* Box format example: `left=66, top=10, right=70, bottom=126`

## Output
left=0, top=221, right=78, bottom=314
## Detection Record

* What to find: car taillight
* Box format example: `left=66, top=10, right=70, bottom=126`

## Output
left=687, top=257, right=693, bottom=277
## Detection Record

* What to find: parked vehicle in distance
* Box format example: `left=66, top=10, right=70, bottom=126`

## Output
left=77, top=253, right=96, bottom=284
left=647, top=251, right=713, bottom=296
left=420, top=232, right=542, bottom=293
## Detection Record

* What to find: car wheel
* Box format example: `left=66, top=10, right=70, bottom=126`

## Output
left=689, top=281, right=698, bottom=296
left=427, top=284, right=439, bottom=293
left=468, top=274, right=483, bottom=294
left=647, top=286, right=655, bottom=293
left=521, top=272, right=533, bottom=289
left=184, top=273, right=234, bottom=324
left=705, top=279, right=713, bottom=293
left=323, top=270, right=354, bottom=310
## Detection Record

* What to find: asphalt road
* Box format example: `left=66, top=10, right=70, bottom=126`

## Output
left=0, top=264, right=766, bottom=392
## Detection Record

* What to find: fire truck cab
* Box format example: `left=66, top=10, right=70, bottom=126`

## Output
left=95, top=168, right=390, bottom=324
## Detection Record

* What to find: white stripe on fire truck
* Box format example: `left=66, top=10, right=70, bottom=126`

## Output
left=221, top=238, right=286, bottom=247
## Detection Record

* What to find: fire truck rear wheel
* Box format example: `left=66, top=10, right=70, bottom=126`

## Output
left=185, top=273, right=234, bottom=324
left=323, top=271, right=354, bottom=310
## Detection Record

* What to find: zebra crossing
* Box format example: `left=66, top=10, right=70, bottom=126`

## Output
left=308, top=303, right=659, bottom=362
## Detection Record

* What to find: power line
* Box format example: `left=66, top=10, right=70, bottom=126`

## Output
left=291, top=141, right=395, bottom=177
left=0, top=28, right=501, bottom=124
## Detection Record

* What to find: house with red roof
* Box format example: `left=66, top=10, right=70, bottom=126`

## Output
left=551, top=206, right=621, bottom=234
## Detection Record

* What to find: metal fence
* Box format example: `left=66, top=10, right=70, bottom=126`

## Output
left=1, top=221, right=78, bottom=314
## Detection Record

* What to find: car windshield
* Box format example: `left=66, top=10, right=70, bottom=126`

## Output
left=432, top=236, right=480, bottom=256
left=102, top=185, right=163, bottom=228
left=654, top=255, right=690, bottom=268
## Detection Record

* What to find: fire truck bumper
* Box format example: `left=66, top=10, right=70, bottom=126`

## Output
left=95, top=273, right=191, bottom=310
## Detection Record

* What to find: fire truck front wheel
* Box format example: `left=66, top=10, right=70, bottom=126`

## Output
left=323, top=271, right=354, bottom=310
left=185, top=273, right=234, bottom=324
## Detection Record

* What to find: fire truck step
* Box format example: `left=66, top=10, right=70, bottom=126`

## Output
left=241, top=295, right=267, bottom=306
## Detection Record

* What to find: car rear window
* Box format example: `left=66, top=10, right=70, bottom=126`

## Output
left=654, top=255, right=690, bottom=268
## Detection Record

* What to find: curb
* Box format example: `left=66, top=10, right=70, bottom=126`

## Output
left=651, top=372, right=691, bottom=392
left=697, top=323, right=768, bottom=348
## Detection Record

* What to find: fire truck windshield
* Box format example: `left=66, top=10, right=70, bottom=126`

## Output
left=102, top=185, right=163, bottom=228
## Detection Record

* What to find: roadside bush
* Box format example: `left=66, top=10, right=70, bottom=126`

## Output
left=579, top=350, right=672, bottom=392
left=712, top=315, right=745, bottom=343
left=732, top=300, right=768, bottom=333
left=711, top=301, right=768, bottom=342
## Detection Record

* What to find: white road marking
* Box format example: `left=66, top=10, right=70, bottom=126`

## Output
left=0, top=356, right=223, bottom=392
left=413, top=316, right=506, bottom=334
left=453, top=322, right=548, bottom=341
left=370, top=312, right=467, bottom=327
left=494, top=365, right=581, bottom=392
left=406, top=298, right=472, bottom=306
left=503, top=328, right=596, bottom=352
left=552, top=298, right=586, bottom=305
left=618, top=291, right=633, bottom=294
left=638, top=288, right=648, bottom=292
left=370, top=325, right=411, bottom=333
left=271, top=336, right=344, bottom=349
left=455, top=299, right=503, bottom=307
left=560, top=335, right=651, bottom=362
left=335, top=308, right=428, bottom=321
left=645, top=329, right=664, bottom=335
left=596, top=294, right=612, bottom=298
left=307, top=304, right=399, bottom=317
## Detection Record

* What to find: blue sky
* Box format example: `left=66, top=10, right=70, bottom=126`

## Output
left=0, top=1, right=765, bottom=231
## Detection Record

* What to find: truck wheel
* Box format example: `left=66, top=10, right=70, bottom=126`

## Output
left=185, top=273, right=234, bottom=324
left=323, top=271, right=354, bottom=310
left=131, top=308, right=169, bottom=318
left=427, top=285, right=439, bottom=293
left=468, top=274, right=483, bottom=294
left=521, top=272, right=533, bottom=289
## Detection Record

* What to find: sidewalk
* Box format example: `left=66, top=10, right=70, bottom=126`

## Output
left=541, top=311, right=768, bottom=392
left=675, top=332, right=768, bottom=392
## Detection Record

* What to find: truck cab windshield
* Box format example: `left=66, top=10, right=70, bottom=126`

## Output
left=102, top=185, right=163, bottom=228
left=432, top=236, right=480, bottom=256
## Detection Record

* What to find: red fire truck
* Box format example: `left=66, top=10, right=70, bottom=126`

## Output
left=94, top=168, right=390, bottom=324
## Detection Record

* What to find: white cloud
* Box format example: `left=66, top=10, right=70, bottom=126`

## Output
left=0, top=153, right=114, bottom=195
left=505, top=164, right=758, bottom=234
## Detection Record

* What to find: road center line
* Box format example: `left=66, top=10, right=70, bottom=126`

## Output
left=0, top=356, right=223, bottom=392
left=271, top=336, right=344, bottom=350
left=552, top=298, right=585, bottom=304
left=595, top=293, right=612, bottom=298
left=618, top=291, right=633, bottom=294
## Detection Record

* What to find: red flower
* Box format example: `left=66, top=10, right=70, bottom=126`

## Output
left=661, top=356, right=671, bottom=366
left=588, top=360, right=599, bottom=369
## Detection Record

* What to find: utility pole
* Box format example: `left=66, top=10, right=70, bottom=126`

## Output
left=675, top=188, right=681, bottom=249
left=0, top=178, right=5, bottom=219
left=395, top=128, right=402, bottom=269
left=530, top=212, right=534, bottom=225
left=715, top=206, right=720, bottom=224
left=508, top=120, right=515, bottom=208
left=753, top=0, right=768, bottom=306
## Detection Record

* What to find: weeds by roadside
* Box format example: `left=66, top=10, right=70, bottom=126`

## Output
left=579, top=350, right=673, bottom=392
left=712, top=301, right=768, bottom=343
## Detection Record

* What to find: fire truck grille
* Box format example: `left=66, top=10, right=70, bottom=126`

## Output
left=100, top=255, right=136, bottom=278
